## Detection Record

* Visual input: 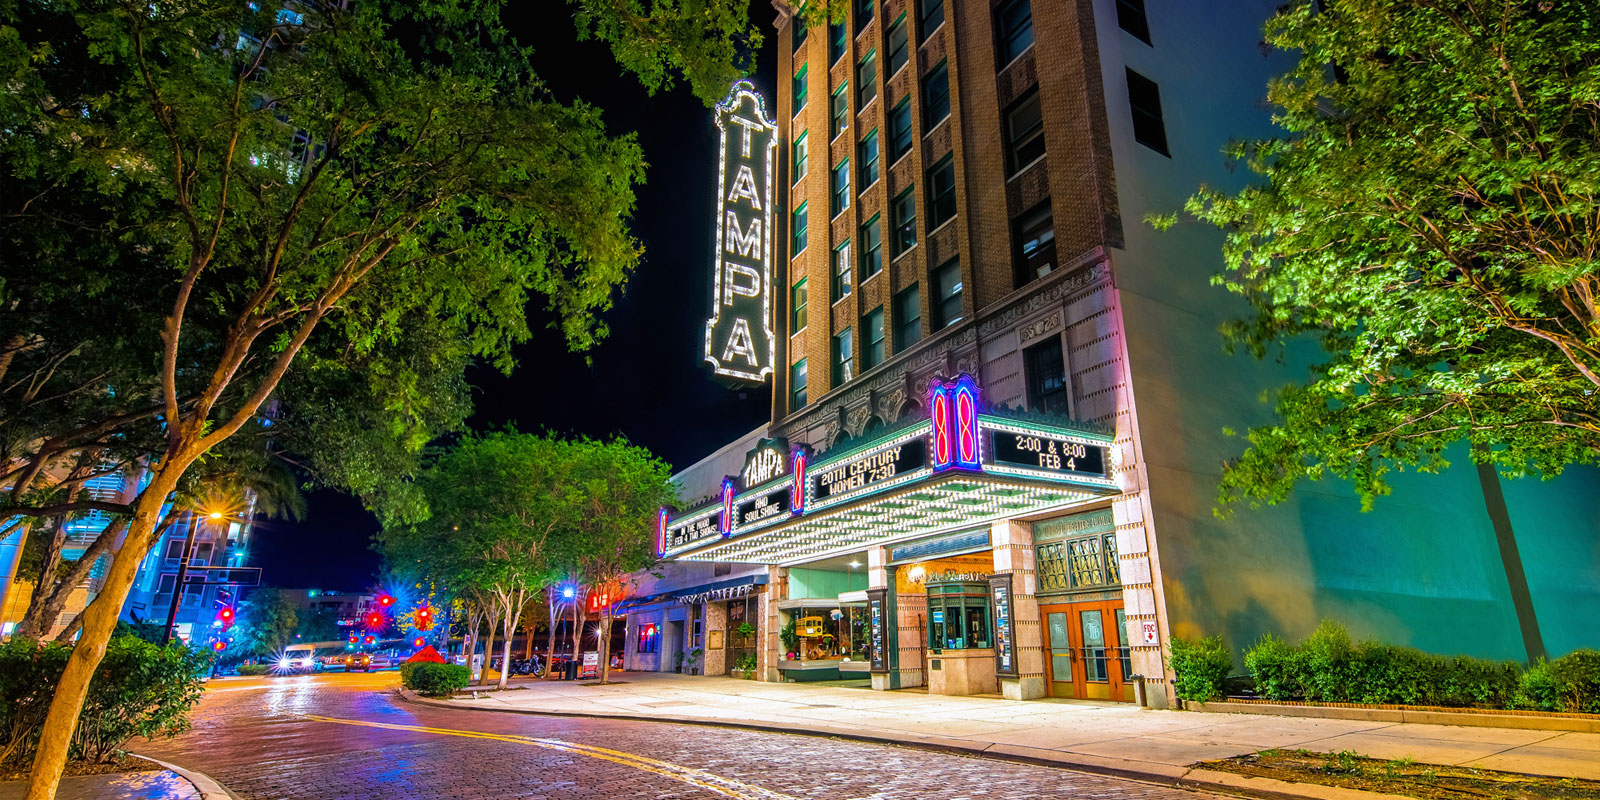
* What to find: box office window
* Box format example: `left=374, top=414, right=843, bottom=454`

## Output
left=926, top=582, right=990, bottom=651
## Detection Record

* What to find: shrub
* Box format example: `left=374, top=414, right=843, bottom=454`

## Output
left=401, top=662, right=470, bottom=697
left=235, top=664, right=272, bottom=676
left=1301, top=620, right=1354, bottom=702
left=0, top=635, right=208, bottom=766
left=1244, top=633, right=1303, bottom=701
left=1550, top=649, right=1600, bottom=714
left=1513, top=659, right=1561, bottom=712
left=1168, top=635, right=1233, bottom=702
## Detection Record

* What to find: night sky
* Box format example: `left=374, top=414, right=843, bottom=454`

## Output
left=251, top=4, right=779, bottom=591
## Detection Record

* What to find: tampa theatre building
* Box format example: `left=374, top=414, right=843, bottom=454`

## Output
left=633, top=1, right=1600, bottom=707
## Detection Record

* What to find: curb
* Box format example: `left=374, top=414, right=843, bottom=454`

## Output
left=131, top=754, right=239, bottom=800
left=393, top=689, right=1402, bottom=800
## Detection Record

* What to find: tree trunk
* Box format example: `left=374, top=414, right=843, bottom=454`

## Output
left=15, top=517, right=71, bottom=642
left=25, top=468, right=180, bottom=800
left=543, top=593, right=560, bottom=679
left=597, top=614, right=612, bottom=685
left=478, top=605, right=499, bottom=687
left=569, top=596, right=584, bottom=672
left=497, top=590, right=522, bottom=691
left=37, top=520, right=126, bottom=644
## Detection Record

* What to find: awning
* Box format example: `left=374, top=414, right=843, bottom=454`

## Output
left=615, top=574, right=770, bottom=612
left=659, top=402, right=1119, bottom=567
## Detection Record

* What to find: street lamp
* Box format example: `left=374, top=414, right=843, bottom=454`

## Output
left=163, top=507, right=233, bottom=645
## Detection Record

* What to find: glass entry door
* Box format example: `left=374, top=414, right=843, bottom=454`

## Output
left=1039, top=599, right=1130, bottom=701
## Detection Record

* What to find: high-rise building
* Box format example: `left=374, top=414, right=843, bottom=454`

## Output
left=658, top=0, right=1597, bottom=708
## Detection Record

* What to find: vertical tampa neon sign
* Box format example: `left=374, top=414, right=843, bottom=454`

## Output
left=930, top=374, right=983, bottom=472
left=704, top=80, right=778, bottom=384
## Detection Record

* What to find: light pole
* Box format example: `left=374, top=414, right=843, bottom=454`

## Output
left=162, top=511, right=223, bottom=645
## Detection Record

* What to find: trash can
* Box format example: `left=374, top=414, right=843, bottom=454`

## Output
left=566, top=660, right=579, bottom=680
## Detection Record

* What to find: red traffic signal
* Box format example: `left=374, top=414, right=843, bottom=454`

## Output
left=412, top=636, right=425, bottom=648
left=377, top=594, right=395, bottom=608
left=216, top=607, right=236, bottom=629
left=414, top=605, right=434, bottom=631
left=364, top=611, right=384, bottom=629
left=363, top=635, right=375, bottom=644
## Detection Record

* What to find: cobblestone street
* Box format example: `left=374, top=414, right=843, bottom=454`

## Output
left=133, top=674, right=1227, bottom=800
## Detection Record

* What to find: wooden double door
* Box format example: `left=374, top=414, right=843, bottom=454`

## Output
left=1040, top=599, right=1133, bottom=702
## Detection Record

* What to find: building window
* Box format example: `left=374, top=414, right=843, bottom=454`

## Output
left=857, top=51, right=878, bottom=107
left=1013, top=200, right=1056, bottom=284
left=933, top=258, right=962, bottom=328
left=791, top=359, right=808, bottom=410
left=888, top=97, right=913, bottom=162
left=858, top=129, right=880, bottom=187
left=829, top=20, right=848, bottom=64
left=637, top=623, right=659, bottom=654
left=1126, top=68, right=1169, bottom=156
left=886, top=14, right=909, bottom=76
left=794, top=132, right=809, bottom=181
left=857, top=0, right=874, bottom=31
left=833, top=240, right=853, bottom=300
left=1117, top=0, right=1151, bottom=45
left=793, top=201, right=809, bottom=253
left=918, top=0, right=944, bottom=40
left=832, top=159, right=851, bottom=215
left=995, top=0, right=1034, bottom=64
left=862, top=307, right=885, bottom=370
left=1036, top=532, right=1120, bottom=591
left=860, top=214, right=883, bottom=277
left=833, top=327, right=854, bottom=385
left=894, top=285, right=921, bottom=350
left=792, top=278, right=808, bottom=331
left=891, top=187, right=916, bottom=256
left=832, top=84, right=850, bottom=139
left=922, top=61, right=950, bottom=128
left=794, top=16, right=809, bottom=51
left=926, top=154, right=956, bottom=229
left=1024, top=336, right=1070, bottom=415
left=692, top=618, right=703, bottom=648
left=1005, top=89, right=1045, bottom=174
left=794, top=65, right=808, bottom=112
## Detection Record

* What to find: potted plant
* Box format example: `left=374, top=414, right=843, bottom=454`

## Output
left=780, top=617, right=799, bottom=659
left=736, top=654, right=758, bottom=679
left=684, top=647, right=704, bottom=675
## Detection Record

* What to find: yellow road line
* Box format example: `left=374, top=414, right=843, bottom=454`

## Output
left=302, top=714, right=817, bottom=800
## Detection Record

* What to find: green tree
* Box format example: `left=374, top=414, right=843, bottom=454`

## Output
left=0, top=1, right=759, bottom=794
left=236, top=588, right=300, bottom=658
left=1170, top=0, right=1600, bottom=509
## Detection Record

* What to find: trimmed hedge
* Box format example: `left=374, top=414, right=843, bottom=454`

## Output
left=400, top=662, right=470, bottom=697
left=1169, top=635, right=1232, bottom=702
left=235, top=664, right=272, bottom=676
left=1168, top=620, right=1600, bottom=714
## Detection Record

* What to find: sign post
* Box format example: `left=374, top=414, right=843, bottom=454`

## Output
left=704, top=81, right=778, bottom=384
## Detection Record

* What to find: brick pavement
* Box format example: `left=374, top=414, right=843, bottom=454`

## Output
left=433, top=671, right=1600, bottom=783
left=133, top=673, right=1232, bottom=800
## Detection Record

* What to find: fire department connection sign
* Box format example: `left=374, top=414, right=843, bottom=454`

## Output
left=704, top=81, right=778, bottom=384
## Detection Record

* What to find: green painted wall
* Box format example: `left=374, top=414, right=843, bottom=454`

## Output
left=789, top=568, right=867, bottom=600
left=1100, top=0, right=1600, bottom=665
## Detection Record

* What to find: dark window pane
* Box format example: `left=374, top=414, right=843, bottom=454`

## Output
left=918, top=0, right=943, bottom=40
left=861, top=215, right=883, bottom=276
left=1126, top=68, right=1169, bottom=155
left=1116, top=0, right=1151, bottom=45
left=933, top=259, right=962, bottom=328
left=1025, top=337, right=1069, bottom=415
left=857, top=51, right=878, bottom=107
left=926, top=155, right=956, bottom=229
left=889, top=98, right=913, bottom=161
left=829, top=20, right=848, bottom=64
left=894, top=285, right=921, bottom=351
left=794, top=66, right=808, bottom=110
left=1013, top=200, right=1056, bottom=285
left=794, top=16, right=809, bottom=51
left=792, top=278, right=808, bottom=330
left=1005, top=90, right=1045, bottom=174
left=858, top=130, right=880, bottom=187
left=922, top=61, right=950, bottom=128
left=832, top=159, right=851, bottom=215
left=856, top=0, right=874, bottom=32
left=793, top=202, right=809, bottom=252
left=791, top=359, right=808, bottom=410
left=891, top=188, right=916, bottom=256
left=886, top=15, right=909, bottom=75
left=794, top=132, right=809, bottom=180
left=863, top=307, right=885, bottom=370
left=996, top=0, right=1034, bottom=64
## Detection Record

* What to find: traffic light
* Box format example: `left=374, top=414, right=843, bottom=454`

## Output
left=211, top=640, right=227, bottom=652
left=363, top=635, right=375, bottom=644
left=377, top=593, right=395, bottom=608
left=216, top=606, right=235, bottom=630
left=412, top=636, right=425, bottom=648
left=415, top=605, right=434, bottom=631
left=364, top=610, right=384, bottom=629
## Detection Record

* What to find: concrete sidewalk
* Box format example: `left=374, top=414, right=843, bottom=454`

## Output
left=426, top=671, right=1597, bottom=785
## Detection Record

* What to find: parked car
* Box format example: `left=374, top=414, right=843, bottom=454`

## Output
left=343, top=653, right=373, bottom=672
left=368, top=653, right=394, bottom=670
